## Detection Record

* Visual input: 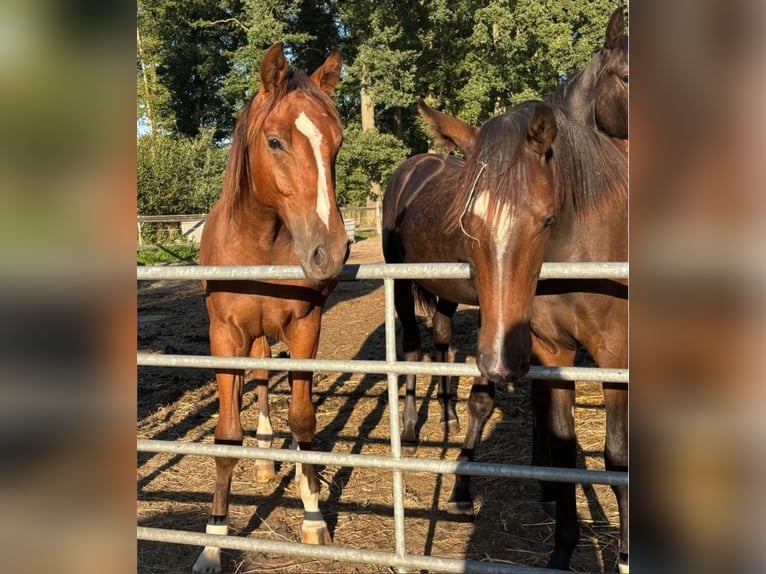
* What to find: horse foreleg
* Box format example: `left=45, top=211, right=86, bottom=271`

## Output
left=531, top=374, right=555, bottom=516
left=603, top=381, right=629, bottom=573
left=433, top=298, right=459, bottom=432
left=193, top=335, right=248, bottom=573
left=531, top=338, right=576, bottom=518
left=447, top=376, right=495, bottom=516
left=545, top=380, right=578, bottom=571
left=250, top=336, right=275, bottom=483
left=289, top=372, right=331, bottom=545
left=395, top=279, right=421, bottom=453
left=530, top=337, right=578, bottom=570
left=287, top=318, right=331, bottom=545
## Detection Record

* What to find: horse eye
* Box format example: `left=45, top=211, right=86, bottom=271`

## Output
left=621, top=73, right=629, bottom=84
left=543, top=214, right=556, bottom=229
left=267, top=137, right=282, bottom=150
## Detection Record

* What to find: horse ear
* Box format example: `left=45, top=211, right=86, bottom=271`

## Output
left=259, top=42, right=288, bottom=94
left=604, top=7, right=625, bottom=50
left=310, top=49, right=343, bottom=95
left=526, top=104, right=557, bottom=156
left=417, top=97, right=479, bottom=157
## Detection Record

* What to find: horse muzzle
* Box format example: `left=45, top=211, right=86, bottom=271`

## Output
left=300, top=237, right=351, bottom=282
left=477, top=345, right=531, bottom=384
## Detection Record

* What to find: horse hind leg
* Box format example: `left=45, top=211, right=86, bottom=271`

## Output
left=250, top=336, right=276, bottom=483
left=395, top=279, right=422, bottom=453
left=193, top=333, right=249, bottom=573
left=433, top=298, right=459, bottom=433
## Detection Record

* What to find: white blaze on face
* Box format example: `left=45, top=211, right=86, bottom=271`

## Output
left=294, top=111, right=331, bottom=229
left=471, top=191, right=516, bottom=342
left=470, top=191, right=516, bottom=255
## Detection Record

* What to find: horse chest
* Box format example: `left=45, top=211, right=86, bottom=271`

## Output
left=206, top=288, right=319, bottom=342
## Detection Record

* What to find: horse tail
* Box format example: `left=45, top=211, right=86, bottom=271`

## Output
left=412, top=282, right=437, bottom=317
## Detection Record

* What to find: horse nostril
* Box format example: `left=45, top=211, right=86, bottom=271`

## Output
left=312, top=245, right=328, bottom=270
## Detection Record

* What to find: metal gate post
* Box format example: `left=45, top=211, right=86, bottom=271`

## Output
left=384, top=277, right=407, bottom=560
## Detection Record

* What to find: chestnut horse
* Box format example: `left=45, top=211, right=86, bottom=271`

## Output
left=384, top=100, right=626, bottom=571
left=548, top=6, right=629, bottom=154
left=193, top=43, right=349, bottom=573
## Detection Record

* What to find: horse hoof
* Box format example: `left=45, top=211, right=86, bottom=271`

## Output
left=445, top=418, right=460, bottom=433
left=618, top=554, right=629, bottom=573
left=254, top=462, right=276, bottom=483
left=546, top=549, right=573, bottom=571
left=402, top=442, right=418, bottom=456
left=446, top=500, right=475, bottom=516
left=192, top=547, right=222, bottom=573
left=401, top=433, right=418, bottom=456
left=542, top=500, right=556, bottom=517
left=301, top=522, right=332, bottom=545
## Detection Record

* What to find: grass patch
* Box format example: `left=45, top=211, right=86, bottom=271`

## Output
left=137, top=243, right=199, bottom=265
left=353, top=230, right=377, bottom=241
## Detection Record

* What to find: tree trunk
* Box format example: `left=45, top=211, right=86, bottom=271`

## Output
left=360, top=69, right=381, bottom=224
left=136, top=25, right=155, bottom=134
left=361, top=82, right=375, bottom=133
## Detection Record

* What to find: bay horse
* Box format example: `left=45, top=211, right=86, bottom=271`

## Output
left=193, top=43, right=348, bottom=573
left=383, top=101, right=558, bottom=428
left=547, top=6, right=629, bottom=154
left=536, top=6, right=628, bottom=569
left=384, top=100, right=626, bottom=571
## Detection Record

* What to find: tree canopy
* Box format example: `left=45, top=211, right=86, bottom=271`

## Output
left=137, top=0, right=627, bottom=212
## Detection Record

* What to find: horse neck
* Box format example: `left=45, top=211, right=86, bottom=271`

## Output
left=228, top=189, right=286, bottom=250
left=547, top=193, right=626, bottom=262
left=550, top=57, right=602, bottom=129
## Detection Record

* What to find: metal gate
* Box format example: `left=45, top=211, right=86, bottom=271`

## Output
left=137, top=261, right=628, bottom=574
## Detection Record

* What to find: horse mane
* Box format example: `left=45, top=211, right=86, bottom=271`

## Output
left=547, top=105, right=627, bottom=220
left=219, top=70, right=342, bottom=223
left=445, top=102, right=539, bottom=234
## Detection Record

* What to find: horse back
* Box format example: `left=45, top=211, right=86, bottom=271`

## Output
left=382, top=153, right=463, bottom=265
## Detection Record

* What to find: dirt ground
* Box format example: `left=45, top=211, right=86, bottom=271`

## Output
left=137, top=237, right=620, bottom=573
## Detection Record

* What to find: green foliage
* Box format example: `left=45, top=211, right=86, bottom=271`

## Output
left=137, top=0, right=249, bottom=138
left=457, top=0, right=620, bottom=125
left=137, top=0, right=627, bottom=205
left=137, top=128, right=228, bottom=215
left=336, top=124, right=410, bottom=206
left=137, top=244, right=200, bottom=265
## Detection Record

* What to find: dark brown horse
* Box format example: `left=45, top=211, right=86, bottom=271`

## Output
left=548, top=6, right=629, bottom=154
left=536, top=7, right=628, bottom=570
left=194, top=43, right=348, bottom=573
left=384, top=99, right=626, bottom=571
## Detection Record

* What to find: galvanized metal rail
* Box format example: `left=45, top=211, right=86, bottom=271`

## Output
left=137, top=261, right=629, bottom=573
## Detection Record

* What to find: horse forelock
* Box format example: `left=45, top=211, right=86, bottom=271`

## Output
left=445, top=105, right=534, bottom=236
left=219, top=70, right=341, bottom=224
